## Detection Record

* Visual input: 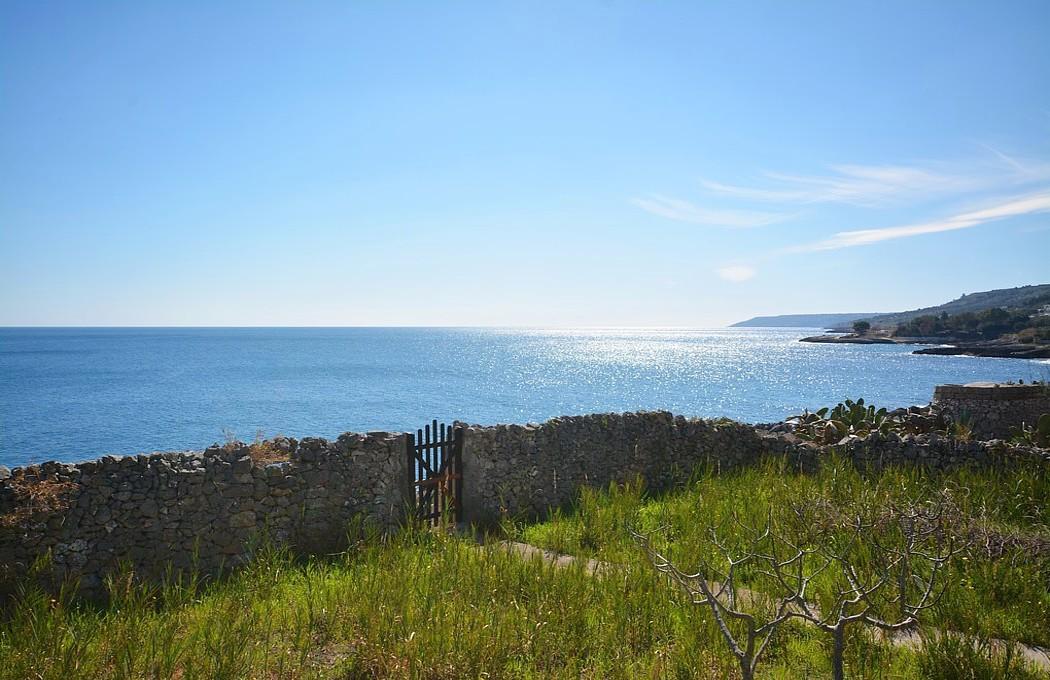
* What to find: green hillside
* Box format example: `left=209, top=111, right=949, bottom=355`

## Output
left=865, top=284, right=1050, bottom=328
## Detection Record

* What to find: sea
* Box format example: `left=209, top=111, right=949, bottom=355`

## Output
left=1, top=327, right=1047, bottom=468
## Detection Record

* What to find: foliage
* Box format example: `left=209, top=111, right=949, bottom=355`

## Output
left=866, top=284, right=1050, bottom=329
left=893, top=298, right=1050, bottom=342
left=852, top=320, right=871, bottom=335
left=1011, top=414, right=1050, bottom=448
left=918, top=632, right=1047, bottom=680
left=785, top=399, right=954, bottom=444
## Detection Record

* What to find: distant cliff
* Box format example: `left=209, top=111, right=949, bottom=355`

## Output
left=731, top=313, right=878, bottom=329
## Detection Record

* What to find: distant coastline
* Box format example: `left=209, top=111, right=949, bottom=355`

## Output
left=739, top=284, right=1050, bottom=360
left=731, top=313, right=878, bottom=329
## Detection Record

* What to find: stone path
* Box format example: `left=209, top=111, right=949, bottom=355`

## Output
left=491, top=540, right=1050, bottom=672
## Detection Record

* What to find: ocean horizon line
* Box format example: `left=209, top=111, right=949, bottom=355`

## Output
left=0, top=324, right=770, bottom=331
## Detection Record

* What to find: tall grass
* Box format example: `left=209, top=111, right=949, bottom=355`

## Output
left=3, top=530, right=736, bottom=679
left=515, top=456, right=1050, bottom=652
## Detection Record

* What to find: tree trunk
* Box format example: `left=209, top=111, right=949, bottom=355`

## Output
left=831, top=626, right=846, bottom=680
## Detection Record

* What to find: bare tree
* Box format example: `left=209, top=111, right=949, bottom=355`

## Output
left=631, top=520, right=796, bottom=680
left=765, top=498, right=962, bottom=680
left=632, top=493, right=963, bottom=680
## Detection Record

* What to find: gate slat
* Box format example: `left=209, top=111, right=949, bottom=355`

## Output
left=432, top=419, right=440, bottom=521
left=416, top=428, right=424, bottom=508
left=437, top=422, right=444, bottom=520
left=425, top=423, right=431, bottom=518
left=454, top=426, right=463, bottom=523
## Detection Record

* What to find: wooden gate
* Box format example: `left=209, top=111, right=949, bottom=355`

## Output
left=408, top=420, right=463, bottom=525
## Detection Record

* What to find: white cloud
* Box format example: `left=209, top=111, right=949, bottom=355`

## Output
left=632, top=194, right=786, bottom=228
left=640, top=149, right=1050, bottom=272
left=700, top=165, right=982, bottom=207
left=794, top=191, right=1050, bottom=252
left=716, top=265, right=756, bottom=282
left=699, top=153, right=1050, bottom=208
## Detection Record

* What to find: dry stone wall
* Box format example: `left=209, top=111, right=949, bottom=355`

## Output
left=457, top=412, right=774, bottom=526
left=3, top=405, right=1047, bottom=595
left=457, top=411, right=1049, bottom=526
left=933, top=383, right=1050, bottom=439
left=0, top=432, right=408, bottom=594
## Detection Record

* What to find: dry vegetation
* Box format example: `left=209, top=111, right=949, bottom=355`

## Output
left=0, top=476, right=76, bottom=529
left=246, top=440, right=290, bottom=465
left=220, top=430, right=292, bottom=465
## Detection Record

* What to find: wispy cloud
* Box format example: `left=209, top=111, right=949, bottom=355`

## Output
left=977, top=145, right=1050, bottom=180
left=793, top=191, right=1050, bottom=252
left=701, top=165, right=983, bottom=207
left=632, top=194, right=787, bottom=228
left=644, top=148, right=1050, bottom=282
left=699, top=153, right=1050, bottom=208
left=716, top=264, right=756, bottom=282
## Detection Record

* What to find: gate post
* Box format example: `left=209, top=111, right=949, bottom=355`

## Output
left=404, top=432, right=416, bottom=524
left=453, top=426, right=464, bottom=524
left=456, top=424, right=498, bottom=528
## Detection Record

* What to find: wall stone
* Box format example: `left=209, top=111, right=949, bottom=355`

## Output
left=0, top=432, right=410, bottom=595
left=933, top=382, right=1050, bottom=439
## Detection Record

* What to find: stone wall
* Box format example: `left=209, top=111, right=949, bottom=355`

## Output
left=3, top=408, right=1048, bottom=594
left=933, top=383, right=1050, bottom=439
left=458, top=411, right=1049, bottom=527
left=0, top=432, right=409, bottom=594
left=840, top=430, right=1046, bottom=469
left=458, top=413, right=787, bottom=526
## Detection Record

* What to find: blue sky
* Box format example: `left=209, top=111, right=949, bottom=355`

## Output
left=2, top=1, right=1048, bottom=327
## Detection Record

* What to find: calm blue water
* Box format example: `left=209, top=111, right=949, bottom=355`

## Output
left=1, top=327, right=1047, bottom=468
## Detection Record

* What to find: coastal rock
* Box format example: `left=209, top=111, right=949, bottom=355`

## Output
left=800, top=334, right=895, bottom=344
left=914, top=343, right=1050, bottom=359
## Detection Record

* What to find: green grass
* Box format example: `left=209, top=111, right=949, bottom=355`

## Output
left=1, top=530, right=742, bottom=679
left=1, top=457, right=1048, bottom=679
left=515, top=456, right=1050, bottom=651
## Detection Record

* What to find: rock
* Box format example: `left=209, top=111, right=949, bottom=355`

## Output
left=914, top=343, right=1050, bottom=359
left=228, top=510, right=256, bottom=529
left=800, top=334, right=896, bottom=344
left=139, top=499, right=158, bottom=518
